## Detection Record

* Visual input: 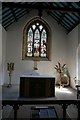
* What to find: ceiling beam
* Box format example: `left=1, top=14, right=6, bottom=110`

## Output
left=67, top=20, right=80, bottom=34
left=2, top=2, right=80, bottom=12
left=10, top=8, right=17, bottom=22
left=58, top=13, right=65, bottom=24
left=58, top=2, right=71, bottom=24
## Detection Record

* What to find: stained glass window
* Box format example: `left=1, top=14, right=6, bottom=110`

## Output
left=22, top=18, right=50, bottom=60
left=27, top=22, right=47, bottom=57
left=27, top=28, right=33, bottom=56
left=41, top=29, right=47, bottom=57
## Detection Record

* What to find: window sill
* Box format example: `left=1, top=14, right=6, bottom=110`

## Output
left=22, top=57, right=50, bottom=61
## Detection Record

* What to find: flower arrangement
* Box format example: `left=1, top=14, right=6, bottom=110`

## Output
left=54, top=62, right=66, bottom=74
left=54, top=62, right=70, bottom=87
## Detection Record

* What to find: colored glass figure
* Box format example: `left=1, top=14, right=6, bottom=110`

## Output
left=26, top=22, right=47, bottom=58
left=34, top=29, right=40, bottom=39
left=41, top=29, right=47, bottom=57
left=27, top=28, right=33, bottom=56
left=34, top=29, right=40, bottom=56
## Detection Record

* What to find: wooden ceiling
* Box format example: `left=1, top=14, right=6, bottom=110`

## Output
left=1, top=2, right=80, bottom=33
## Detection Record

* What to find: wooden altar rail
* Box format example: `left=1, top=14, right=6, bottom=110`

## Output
left=2, top=99, right=80, bottom=120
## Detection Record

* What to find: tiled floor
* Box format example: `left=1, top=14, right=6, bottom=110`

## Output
left=1, top=85, right=79, bottom=119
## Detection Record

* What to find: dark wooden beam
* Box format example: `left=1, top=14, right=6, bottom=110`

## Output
left=2, top=2, right=80, bottom=12
left=67, top=12, right=78, bottom=23
left=47, top=11, right=59, bottom=22
left=15, top=11, right=27, bottom=19
left=2, top=8, right=10, bottom=14
left=10, top=8, right=17, bottom=22
left=68, top=3, right=80, bottom=20
left=67, top=20, right=80, bottom=34
left=72, top=12, right=80, bottom=20
left=60, top=22, right=70, bottom=31
left=62, top=17, right=73, bottom=28
left=3, top=20, right=15, bottom=29
left=2, top=11, right=12, bottom=19
left=58, top=2, right=71, bottom=25
left=47, top=11, right=71, bottom=31
left=65, top=15, right=75, bottom=25
left=2, top=14, right=13, bottom=23
left=52, top=11, right=74, bottom=27
left=3, top=17, right=14, bottom=27
left=58, top=13, right=65, bottom=24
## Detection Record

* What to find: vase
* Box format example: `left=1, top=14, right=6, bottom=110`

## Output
left=59, top=73, right=69, bottom=87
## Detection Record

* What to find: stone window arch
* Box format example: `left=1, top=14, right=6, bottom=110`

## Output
left=22, top=17, right=51, bottom=60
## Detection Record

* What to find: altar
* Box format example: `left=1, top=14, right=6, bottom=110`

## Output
left=19, top=76, right=55, bottom=98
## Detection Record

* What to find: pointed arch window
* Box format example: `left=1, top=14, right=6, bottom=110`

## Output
left=22, top=17, right=50, bottom=60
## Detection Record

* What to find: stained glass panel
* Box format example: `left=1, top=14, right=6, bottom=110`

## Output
left=27, top=28, right=33, bottom=56
left=39, top=25, right=43, bottom=31
left=36, top=23, right=39, bottom=26
left=34, top=29, right=40, bottom=39
left=41, top=29, right=47, bottom=57
left=32, top=24, right=36, bottom=30
left=34, top=29, right=40, bottom=56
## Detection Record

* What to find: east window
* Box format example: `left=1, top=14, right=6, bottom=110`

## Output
left=22, top=17, right=50, bottom=60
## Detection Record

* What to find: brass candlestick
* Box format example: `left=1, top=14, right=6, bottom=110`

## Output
left=7, top=62, right=14, bottom=87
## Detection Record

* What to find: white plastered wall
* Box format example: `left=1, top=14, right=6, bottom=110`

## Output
left=0, top=24, right=2, bottom=85
left=78, top=24, right=80, bottom=84
left=3, top=10, right=67, bottom=85
left=67, top=26, right=78, bottom=89
left=2, top=26, right=7, bottom=85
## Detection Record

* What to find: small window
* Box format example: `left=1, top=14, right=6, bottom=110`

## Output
left=22, top=17, right=50, bottom=60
